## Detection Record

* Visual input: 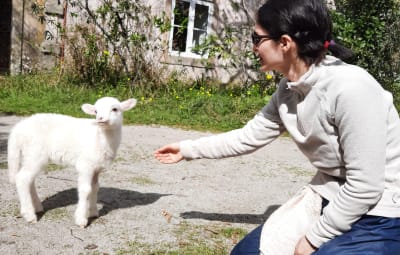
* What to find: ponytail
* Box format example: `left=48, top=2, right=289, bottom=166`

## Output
left=326, top=40, right=354, bottom=61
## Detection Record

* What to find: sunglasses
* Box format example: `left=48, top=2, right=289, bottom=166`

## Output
left=252, top=31, right=274, bottom=46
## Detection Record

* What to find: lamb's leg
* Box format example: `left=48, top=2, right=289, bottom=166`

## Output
left=30, top=181, right=43, bottom=213
left=75, top=171, right=94, bottom=228
left=15, top=167, right=39, bottom=223
left=89, top=172, right=100, bottom=218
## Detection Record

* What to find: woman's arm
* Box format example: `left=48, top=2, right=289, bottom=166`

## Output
left=179, top=100, right=285, bottom=160
left=306, top=74, right=388, bottom=248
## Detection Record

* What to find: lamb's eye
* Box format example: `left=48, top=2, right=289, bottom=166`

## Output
left=94, top=110, right=97, bottom=114
left=112, top=108, right=118, bottom=112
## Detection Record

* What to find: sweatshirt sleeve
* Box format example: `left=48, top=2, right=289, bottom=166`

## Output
left=180, top=94, right=285, bottom=159
left=306, top=72, right=388, bottom=248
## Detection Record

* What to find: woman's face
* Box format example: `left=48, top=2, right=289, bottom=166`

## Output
left=253, top=24, right=285, bottom=73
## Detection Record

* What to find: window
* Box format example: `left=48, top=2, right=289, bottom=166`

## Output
left=169, top=0, right=213, bottom=59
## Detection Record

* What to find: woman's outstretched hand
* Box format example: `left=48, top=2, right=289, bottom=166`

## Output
left=154, top=142, right=184, bottom=164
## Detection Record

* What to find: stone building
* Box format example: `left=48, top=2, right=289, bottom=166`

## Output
left=0, top=0, right=12, bottom=74
left=1, top=0, right=62, bottom=74
left=2, top=0, right=267, bottom=83
left=2, top=0, right=336, bottom=82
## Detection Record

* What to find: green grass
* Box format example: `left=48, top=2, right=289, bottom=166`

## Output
left=0, top=202, right=19, bottom=217
left=114, top=222, right=248, bottom=255
left=44, top=207, right=70, bottom=221
left=285, top=166, right=316, bottom=177
left=0, top=72, right=271, bottom=132
left=0, top=162, right=7, bottom=169
left=46, top=163, right=66, bottom=172
left=130, top=176, right=157, bottom=186
left=0, top=73, right=96, bottom=117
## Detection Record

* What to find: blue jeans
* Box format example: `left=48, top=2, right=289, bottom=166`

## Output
left=230, top=204, right=400, bottom=254
left=230, top=224, right=264, bottom=255
left=313, top=215, right=400, bottom=255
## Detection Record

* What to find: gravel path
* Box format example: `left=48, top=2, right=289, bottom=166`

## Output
left=0, top=115, right=315, bottom=254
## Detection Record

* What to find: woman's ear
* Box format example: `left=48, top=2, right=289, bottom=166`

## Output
left=279, top=35, right=294, bottom=52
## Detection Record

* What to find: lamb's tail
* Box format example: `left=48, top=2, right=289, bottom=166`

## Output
left=7, top=129, right=21, bottom=184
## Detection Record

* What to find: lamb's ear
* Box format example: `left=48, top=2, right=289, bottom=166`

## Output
left=81, top=104, right=97, bottom=115
left=120, top=98, right=137, bottom=112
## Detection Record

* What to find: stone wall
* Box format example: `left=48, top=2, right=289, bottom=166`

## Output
left=10, top=0, right=64, bottom=74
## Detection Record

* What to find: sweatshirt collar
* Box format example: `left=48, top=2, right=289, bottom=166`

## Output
left=286, top=64, right=317, bottom=95
left=285, top=56, right=339, bottom=95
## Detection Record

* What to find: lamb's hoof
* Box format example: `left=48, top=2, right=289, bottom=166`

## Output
left=75, top=217, right=89, bottom=228
left=21, top=212, right=38, bottom=223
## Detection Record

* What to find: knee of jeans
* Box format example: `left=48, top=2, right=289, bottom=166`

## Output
left=230, top=244, right=245, bottom=255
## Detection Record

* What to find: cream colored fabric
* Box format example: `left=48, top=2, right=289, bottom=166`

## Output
left=260, top=186, right=322, bottom=255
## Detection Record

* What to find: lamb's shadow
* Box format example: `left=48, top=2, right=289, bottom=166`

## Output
left=41, top=187, right=169, bottom=220
left=0, top=132, right=8, bottom=159
left=180, top=204, right=281, bottom=225
left=98, top=187, right=170, bottom=216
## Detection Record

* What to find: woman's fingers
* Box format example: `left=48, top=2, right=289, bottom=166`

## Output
left=154, top=143, right=183, bottom=164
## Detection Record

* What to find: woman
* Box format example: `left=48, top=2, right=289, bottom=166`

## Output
left=154, top=0, right=400, bottom=254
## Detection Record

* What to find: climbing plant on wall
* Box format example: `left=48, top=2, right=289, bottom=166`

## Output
left=31, top=0, right=170, bottom=89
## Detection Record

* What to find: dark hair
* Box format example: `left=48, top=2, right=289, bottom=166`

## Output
left=257, top=0, right=353, bottom=65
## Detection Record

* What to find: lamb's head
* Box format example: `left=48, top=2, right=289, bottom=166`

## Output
left=81, top=97, right=137, bottom=128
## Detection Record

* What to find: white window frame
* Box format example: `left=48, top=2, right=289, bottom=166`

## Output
left=169, top=0, right=214, bottom=59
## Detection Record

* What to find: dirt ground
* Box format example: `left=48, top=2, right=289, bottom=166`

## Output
left=0, top=114, right=316, bottom=254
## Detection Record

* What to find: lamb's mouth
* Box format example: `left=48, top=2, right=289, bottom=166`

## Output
left=97, top=121, right=110, bottom=126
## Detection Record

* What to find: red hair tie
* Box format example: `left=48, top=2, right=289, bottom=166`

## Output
left=324, top=40, right=335, bottom=50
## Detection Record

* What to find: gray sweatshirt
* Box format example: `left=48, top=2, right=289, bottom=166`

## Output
left=179, top=56, right=400, bottom=248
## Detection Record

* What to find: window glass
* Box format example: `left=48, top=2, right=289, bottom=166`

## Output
left=173, top=1, right=189, bottom=26
left=194, top=4, right=208, bottom=30
left=170, top=0, right=213, bottom=58
left=172, top=26, right=188, bottom=52
left=192, top=30, right=206, bottom=53
left=192, top=4, right=209, bottom=53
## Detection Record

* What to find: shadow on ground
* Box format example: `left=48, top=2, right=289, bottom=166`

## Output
left=40, top=187, right=170, bottom=220
left=180, top=204, right=281, bottom=225
left=0, top=132, right=8, bottom=160
left=0, top=119, right=12, bottom=163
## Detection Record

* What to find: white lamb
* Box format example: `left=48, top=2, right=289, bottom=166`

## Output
left=7, top=97, right=136, bottom=227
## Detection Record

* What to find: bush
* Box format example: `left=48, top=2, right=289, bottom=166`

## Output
left=331, top=0, right=400, bottom=106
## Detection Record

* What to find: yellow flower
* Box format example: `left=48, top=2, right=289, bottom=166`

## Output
left=265, top=73, right=273, bottom=80
left=103, top=50, right=110, bottom=56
